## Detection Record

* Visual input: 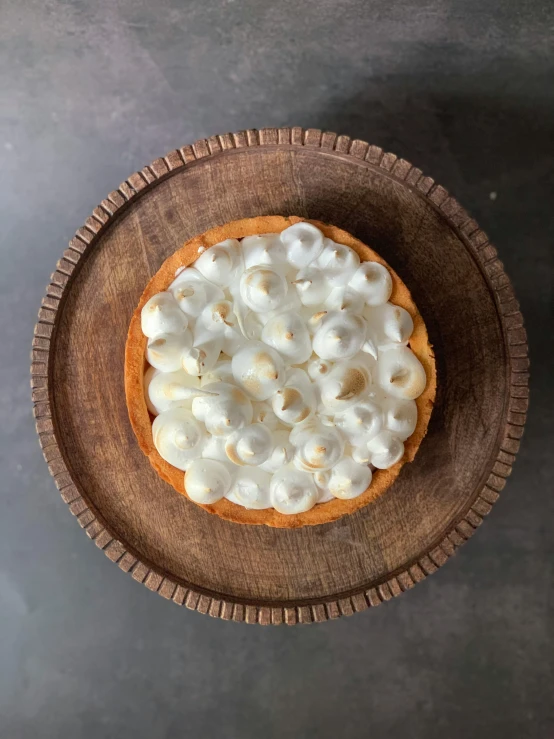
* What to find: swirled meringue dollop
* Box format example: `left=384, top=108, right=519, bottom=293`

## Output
left=226, top=467, right=272, bottom=509
left=147, top=369, right=218, bottom=415
left=375, top=345, right=427, bottom=400
left=292, top=423, right=345, bottom=472
left=328, top=459, right=372, bottom=499
left=271, top=369, right=316, bottom=426
left=312, top=311, right=367, bottom=360
left=270, top=467, right=319, bottom=514
left=231, top=342, right=285, bottom=400
left=169, top=268, right=225, bottom=318
left=239, top=266, right=288, bottom=313
left=365, top=430, right=405, bottom=469
left=185, top=459, right=232, bottom=504
left=280, top=222, right=324, bottom=268
left=141, top=221, right=428, bottom=515
left=146, top=331, right=193, bottom=372
left=224, top=423, right=274, bottom=466
left=315, top=240, right=360, bottom=286
left=192, top=382, right=253, bottom=436
left=194, top=238, right=243, bottom=287
left=261, top=311, right=312, bottom=364
left=141, top=292, right=188, bottom=338
left=152, top=407, right=206, bottom=470
left=349, top=261, right=392, bottom=306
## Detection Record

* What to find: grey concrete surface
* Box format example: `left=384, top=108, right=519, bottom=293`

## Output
left=1, top=1, right=553, bottom=737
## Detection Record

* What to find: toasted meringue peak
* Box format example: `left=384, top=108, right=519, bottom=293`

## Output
left=241, top=233, right=287, bottom=269
left=261, top=311, right=312, bottom=365
left=315, top=239, right=360, bottom=286
left=251, top=402, right=280, bottom=429
left=169, top=268, right=225, bottom=317
left=226, top=467, right=272, bottom=509
left=317, top=361, right=371, bottom=413
left=366, top=430, right=405, bottom=469
left=334, top=400, right=383, bottom=442
left=280, top=222, right=324, bottom=268
left=364, top=302, right=414, bottom=348
left=200, top=361, right=234, bottom=387
left=152, top=407, right=206, bottom=471
left=306, top=356, right=334, bottom=381
left=328, top=459, right=372, bottom=499
left=141, top=292, right=188, bottom=338
left=312, top=311, right=367, bottom=360
left=182, top=338, right=222, bottom=376
left=194, top=239, right=243, bottom=286
left=383, top=397, right=418, bottom=441
left=324, top=285, right=365, bottom=314
left=292, top=423, right=345, bottom=472
left=375, top=346, right=427, bottom=400
left=271, top=369, right=315, bottom=426
left=231, top=342, right=285, bottom=400
left=191, top=381, right=253, bottom=436
left=185, top=459, right=232, bottom=504
left=225, top=423, right=274, bottom=466
left=293, top=267, right=331, bottom=306
left=147, top=369, right=218, bottom=415
left=239, top=266, right=289, bottom=313
left=349, top=261, right=392, bottom=306
left=259, top=430, right=293, bottom=473
left=146, top=330, right=193, bottom=372
left=269, top=466, right=319, bottom=514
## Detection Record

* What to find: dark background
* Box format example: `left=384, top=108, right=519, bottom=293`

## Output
left=1, top=1, right=552, bottom=737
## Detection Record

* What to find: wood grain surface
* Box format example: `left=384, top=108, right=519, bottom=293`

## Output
left=31, top=128, right=529, bottom=624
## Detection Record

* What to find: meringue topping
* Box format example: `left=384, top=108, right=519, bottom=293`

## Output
left=140, top=222, right=427, bottom=514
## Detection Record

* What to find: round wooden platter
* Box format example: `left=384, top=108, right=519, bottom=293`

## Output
left=32, top=128, right=529, bottom=625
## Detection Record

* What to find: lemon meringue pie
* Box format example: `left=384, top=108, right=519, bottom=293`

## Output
left=125, top=216, right=436, bottom=528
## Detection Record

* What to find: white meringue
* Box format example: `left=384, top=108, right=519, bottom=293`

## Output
left=182, top=338, right=222, bottom=376
left=194, top=239, right=243, bottom=286
left=169, top=268, right=225, bottom=318
left=375, top=346, right=427, bottom=400
left=271, top=369, right=316, bottom=426
left=200, top=360, right=234, bottom=387
left=224, top=423, right=274, bottom=466
left=324, top=285, right=365, bottom=314
left=317, top=361, right=372, bottom=414
left=334, top=399, right=383, bottom=442
left=201, top=435, right=228, bottom=463
left=280, top=222, right=324, bottom=268
left=270, top=467, right=318, bottom=514
left=312, top=311, right=367, bottom=360
left=292, top=423, right=345, bottom=472
left=147, top=369, right=218, bottom=415
left=185, top=459, right=232, bottom=504
left=146, top=331, right=193, bottom=372
left=231, top=342, right=285, bottom=400
left=261, top=311, right=312, bottom=365
left=366, top=431, right=404, bottom=469
left=315, top=239, right=360, bottom=286
left=152, top=407, right=206, bottom=470
left=239, top=266, right=288, bottom=313
left=241, top=233, right=287, bottom=269
left=328, top=459, right=372, bottom=499
left=293, top=267, right=331, bottom=306
left=141, top=292, right=188, bottom=338
left=383, top=397, right=418, bottom=441
left=143, top=366, right=159, bottom=415
left=364, top=303, right=414, bottom=348
left=349, top=261, right=392, bottom=306
left=191, top=382, right=253, bottom=436
left=306, top=356, right=333, bottom=382
left=313, top=470, right=334, bottom=503
left=259, top=430, right=293, bottom=473
left=251, top=402, right=280, bottom=429
left=226, top=467, right=272, bottom=509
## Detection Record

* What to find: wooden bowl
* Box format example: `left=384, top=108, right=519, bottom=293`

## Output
left=32, top=128, right=528, bottom=624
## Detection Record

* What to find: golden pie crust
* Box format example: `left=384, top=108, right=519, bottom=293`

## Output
left=125, top=216, right=436, bottom=528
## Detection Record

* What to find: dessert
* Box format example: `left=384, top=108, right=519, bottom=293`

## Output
left=125, top=216, right=436, bottom=528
